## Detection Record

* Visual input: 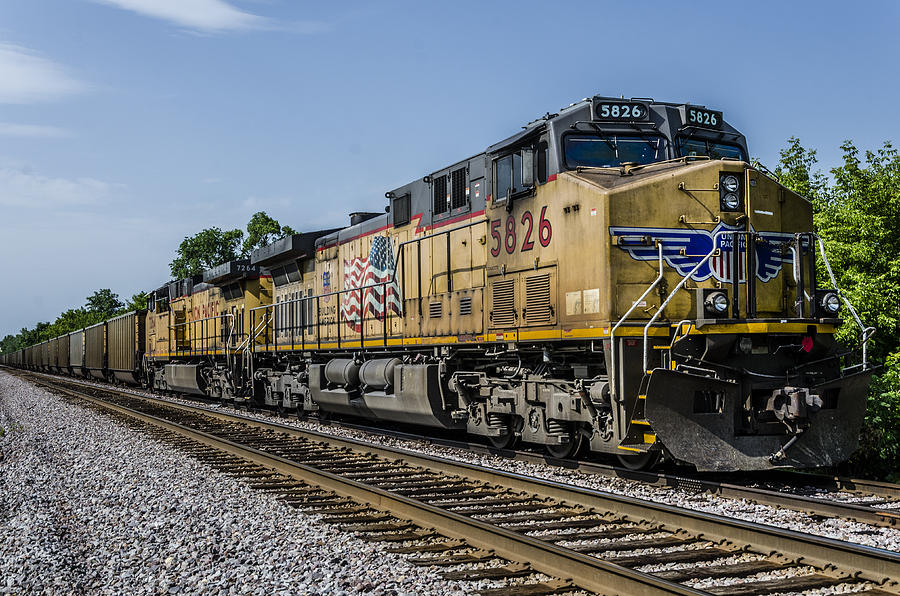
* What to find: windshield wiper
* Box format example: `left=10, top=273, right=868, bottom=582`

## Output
left=588, top=123, right=619, bottom=154
left=624, top=121, right=665, bottom=157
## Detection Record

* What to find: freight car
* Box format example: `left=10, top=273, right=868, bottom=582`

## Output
left=2, top=95, right=874, bottom=472
left=69, top=330, right=85, bottom=377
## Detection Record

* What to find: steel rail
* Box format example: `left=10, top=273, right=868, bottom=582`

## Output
left=30, top=374, right=899, bottom=588
left=46, top=381, right=702, bottom=596
left=769, top=470, right=900, bottom=500
left=10, top=368, right=900, bottom=528
left=321, top=421, right=900, bottom=527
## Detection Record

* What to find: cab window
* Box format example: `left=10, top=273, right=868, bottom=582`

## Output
left=678, top=138, right=746, bottom=161
left=563, top=134, right=666, bottom=169
left=494, top=152, right=524, bottom=201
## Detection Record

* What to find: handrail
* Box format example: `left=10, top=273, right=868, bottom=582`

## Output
left=815, top=236, right=874, bottom=368
left=643, top=231, right=731, bottom=372
left=609, top=243, right=664, bottom=400
left=249, top=218, right=486, bottom=314
left=236, top=313, right=269, bottom=354
left=221, top=313, right=235, bottom=368
left=168, top=312, right=236, bottom=357
left=643, top=231, right=874, bottom=373
left=248, top=219, right=488, bottom=353
left=670, top=320, right=694, bottom=346
left=168, top=313, right=224, bottom=328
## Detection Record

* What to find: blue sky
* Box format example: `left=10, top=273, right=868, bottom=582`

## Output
left=1, top=0, right=898, bottom=337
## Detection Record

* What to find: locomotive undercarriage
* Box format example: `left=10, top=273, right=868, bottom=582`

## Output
left=140, top=326, right=869, bottom=472
left=240, top=343, right=609, bottom=458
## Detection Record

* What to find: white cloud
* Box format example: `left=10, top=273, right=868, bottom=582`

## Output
left=91, top=0, right=265, bottom=32
left=0, top=161, right=118, bottom=208
left=0, top=123, right=72, bottom=138
left=0, top=43, right=87, bottom=104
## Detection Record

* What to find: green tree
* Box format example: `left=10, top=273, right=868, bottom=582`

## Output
left=241, top=211, right=297, bottom=256
left=1, top=334, right=17, bottom=354
left=51, top=307, right=102, bottom=335
left=86, top=289, right=124, bottom=319
left=122, top=291, right=149, bottom=313
left=169, top=227, right=244, bottom=279
left=773, top=137, right=828, bottom=204
left=776, top=138, right=900, bottom=479
left=28, top=322, right=51, bottom=344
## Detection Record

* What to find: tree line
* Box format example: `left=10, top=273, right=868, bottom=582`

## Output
left=1, top=211, right=294, bottom=354
left=0, top=289, right=144, bottom=354
left=775, top=138, right=900, bottom=480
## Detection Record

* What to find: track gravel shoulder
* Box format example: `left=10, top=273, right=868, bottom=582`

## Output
left=0, top=371, right=470, bottom=595
left=57, top=372, right=900, bottom=552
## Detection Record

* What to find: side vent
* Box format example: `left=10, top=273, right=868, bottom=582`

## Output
left=459, top=295, right=473, bottom=316
left=433, top=175, right=448, bottom=214
left=524, top=274, right=552, bottom=325
left=450, top=168, right=467, bottom=210
left=490, top=279, right=516, bottom=327
left=429, top=301, right=443, bottom=318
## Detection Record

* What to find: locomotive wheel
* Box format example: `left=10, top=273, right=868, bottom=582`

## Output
left=617, top=450, right=661, bottom=471
left=488, top=431, right=518, bottom=450
left=544, top=426, right=584, bottom=459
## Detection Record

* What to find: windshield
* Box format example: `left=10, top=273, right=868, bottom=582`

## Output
left=678, top=137, right=746, bottom=161
left=564, top=134, right=666, bottom=168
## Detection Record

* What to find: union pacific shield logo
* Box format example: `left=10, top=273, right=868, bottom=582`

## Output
left=608, top=222, right=799, bottom=283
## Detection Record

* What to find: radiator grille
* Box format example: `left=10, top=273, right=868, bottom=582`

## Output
left=525, top=274, right=552, bottom=324
left=392, top=193, right=410, bottom=226
left=459, top=295, right=473, bottom=316
left=429, top=301, right=443, bottom=318
left=491, top=279, right=516, bottom=327
left=450, top=168, right=467, bottom=209
left=433, top=175, right=448, bottom=214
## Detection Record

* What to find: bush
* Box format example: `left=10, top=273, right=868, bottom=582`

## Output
left=777, top=138, right=900, bottom=480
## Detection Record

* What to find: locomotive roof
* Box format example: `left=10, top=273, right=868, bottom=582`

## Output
left=250, top=228, right=340, bottom=267
left=385, top=94, right=747, bottom=201
left=203, top=259, right=260, bottom=285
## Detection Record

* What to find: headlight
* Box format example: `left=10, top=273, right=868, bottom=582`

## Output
left=821, top=292, right=841, bottom=314
left=722, top=193, right=740, bottom=210
left=705, top=291, right=729, bottom=315
left=719, top=172, right=743, bottom=211
left=721, top=175, right=739, bottom=193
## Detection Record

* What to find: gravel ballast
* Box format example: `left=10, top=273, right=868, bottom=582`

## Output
left=0, top=371, right=470, bottom=595
left=139, top=387, right=900, bottom=553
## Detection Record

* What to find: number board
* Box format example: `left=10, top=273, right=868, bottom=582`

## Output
left=594, top=101, right=649, bottom=122
left=684, top=105, right=723, bottom=129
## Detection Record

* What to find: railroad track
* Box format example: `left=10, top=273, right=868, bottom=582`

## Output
left=326, top=421, right=900, bottom=529
left=9, top=368, right=900, bottom=528
left=12, top=371, right=900, bottom=596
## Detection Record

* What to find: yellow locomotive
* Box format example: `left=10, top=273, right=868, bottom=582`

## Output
left=5, top=96, right=873, bottom=472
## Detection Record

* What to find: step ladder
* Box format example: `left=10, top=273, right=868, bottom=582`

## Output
left=616, top=321, right=692, bottom=453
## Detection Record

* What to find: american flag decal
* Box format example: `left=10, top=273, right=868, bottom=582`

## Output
left=711, top=233, right=747, bottom=283
left=341, top=235, right=402, bottom=332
